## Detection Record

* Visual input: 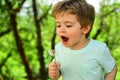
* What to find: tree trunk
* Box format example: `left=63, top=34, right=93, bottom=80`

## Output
left=32, top=0, right=47, bottom=79
left=10, top=12, right=34, bottom=80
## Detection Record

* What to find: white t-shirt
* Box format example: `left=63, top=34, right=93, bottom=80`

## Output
left=55, top=39, right=115, bottom=80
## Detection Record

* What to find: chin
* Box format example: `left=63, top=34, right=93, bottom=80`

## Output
left=62, top=43, right=70, bottom=48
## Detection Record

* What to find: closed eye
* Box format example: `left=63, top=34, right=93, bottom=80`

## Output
left=56, top=25, right=61, bottom=28
left=66, top=25, right=72, bottom=28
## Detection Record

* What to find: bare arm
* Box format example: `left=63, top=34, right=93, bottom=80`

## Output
left=105, top=64, right=117, bottom=80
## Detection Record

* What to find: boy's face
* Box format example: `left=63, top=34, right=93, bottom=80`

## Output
left=56, top=12, right=89, bottom=49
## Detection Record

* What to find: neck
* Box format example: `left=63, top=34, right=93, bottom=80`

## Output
left=70, top=38, right=90, bottom=50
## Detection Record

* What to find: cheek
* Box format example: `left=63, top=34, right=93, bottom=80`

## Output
left=68, top=29, right=82, bottom=40
left=69, top=31, right=80, bottom=39
left=69, top=28, right=81, bottom=36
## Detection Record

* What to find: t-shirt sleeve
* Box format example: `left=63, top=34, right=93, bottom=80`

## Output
left=98, top=44, right=115, bottom=73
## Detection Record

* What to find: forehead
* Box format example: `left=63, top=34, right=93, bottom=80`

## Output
left=55, top=11, right=75, bottom=17
left=55, top=12, right=78, bottom=22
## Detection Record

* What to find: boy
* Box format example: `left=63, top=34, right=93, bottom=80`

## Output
left=48, top=0, right=117, bottom=80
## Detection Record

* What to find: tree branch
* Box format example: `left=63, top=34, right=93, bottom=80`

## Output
left=0, top=28, right=11, bottom=37
left=5, top=0, right=34, bottom=79
left=51, top=27, right=56, bottom=49
left=93, top=7, right=119, bottom=39
left=0, top=52, right=11, bottom=69
left=32, top=0, right=47, bottom=79
left=101, top=7, right=118, bottom=18
left=39, top=4, right=52, bottom=22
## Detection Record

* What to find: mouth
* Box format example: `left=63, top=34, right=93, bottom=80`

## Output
left=61, top=36, right=69, bottom=42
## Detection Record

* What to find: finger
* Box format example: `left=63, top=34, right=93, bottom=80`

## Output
left=49, top=62, right=56, bottom=67
left=56, top=62, right=60, bottom=67
left=49, top=69, right=59, bottom=77
left=49, top=62, right=60, bottom=71
left=55, top=62, right=60, bottom=69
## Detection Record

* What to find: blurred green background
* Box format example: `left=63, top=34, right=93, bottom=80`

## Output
left=0, top=0, right=120, bottom=80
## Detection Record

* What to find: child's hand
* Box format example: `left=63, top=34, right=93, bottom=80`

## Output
left=48, top=62, right=60, bottom=80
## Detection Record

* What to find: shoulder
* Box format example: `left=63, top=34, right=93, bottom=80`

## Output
left=90, top=39, right=113, bottom=60
left=90, top=39, right=107, bottom=49
left=89, top=39, right=110, bottom=54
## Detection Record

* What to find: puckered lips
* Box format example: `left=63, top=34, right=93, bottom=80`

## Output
left=61, top=36, right=69, bottom=42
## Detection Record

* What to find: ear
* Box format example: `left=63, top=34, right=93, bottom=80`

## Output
left=82, top=25, right=91, bottom=34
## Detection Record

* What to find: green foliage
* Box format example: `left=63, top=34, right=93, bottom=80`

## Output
left=0, top=0, right=120, bottom=80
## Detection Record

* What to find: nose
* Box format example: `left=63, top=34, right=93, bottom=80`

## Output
left=58, top=26, right=66, bottom=33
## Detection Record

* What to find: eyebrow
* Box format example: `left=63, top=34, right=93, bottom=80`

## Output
left=56, top=21, right=74, bottom=24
